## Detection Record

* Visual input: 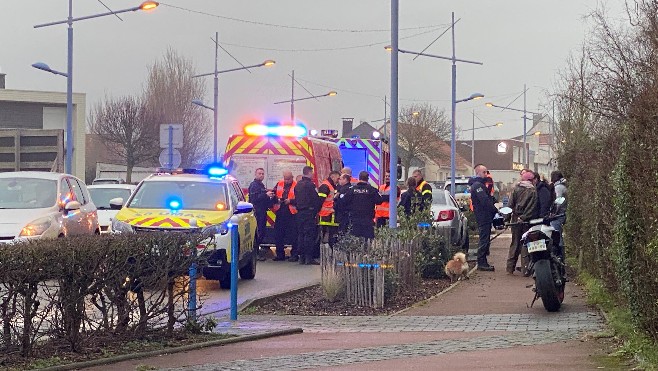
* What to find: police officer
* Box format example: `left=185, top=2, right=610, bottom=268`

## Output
left=318, top=171, right=341, bottom=247
left=294, top=166, right=322, bottom=265
left=412, top=169, right=433, bottom=205
left=469, top=164, right=498, bottom=272
left=247, top=168, right=275, bottom=261
left=375, top=171, right=401, bottom=227
left=341, top=167, right=359, bottom=185
left=341, top=171, right=383, bottom=240
left=334, top=173, right=352, bottom=236
left=271, top=170, right=298, bottom=261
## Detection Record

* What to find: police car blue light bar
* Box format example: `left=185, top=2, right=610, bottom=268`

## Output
left=207, top=166, right=229, bottom=177
left=167, top=197, right=183, bottom=210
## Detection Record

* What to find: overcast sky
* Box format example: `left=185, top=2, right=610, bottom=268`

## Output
left=1, top=0, right=626, bottom=151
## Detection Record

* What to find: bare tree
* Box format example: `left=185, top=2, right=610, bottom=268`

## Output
left=143, top=48, right=211, bottom=167
left=89, top=96, right=158, bottom=183
left=396, top=103, right=450, bottom=179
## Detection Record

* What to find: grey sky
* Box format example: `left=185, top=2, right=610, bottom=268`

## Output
left=1, top=0, right=625, bottom=151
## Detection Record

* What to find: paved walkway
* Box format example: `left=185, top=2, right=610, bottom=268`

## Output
left=94, top=232, right=611, bottom=371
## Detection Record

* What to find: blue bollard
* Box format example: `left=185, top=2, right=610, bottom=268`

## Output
left=188, top=255, right=197, bottom=321
left=230, top=223, right=239, bottom=321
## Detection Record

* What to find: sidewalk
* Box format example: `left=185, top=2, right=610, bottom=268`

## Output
left=90, top=232, right=611, bottom=371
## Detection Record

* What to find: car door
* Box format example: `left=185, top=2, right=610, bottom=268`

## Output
left=58, top=178, right=82, bottom=236
left=229, top=181, right=253, bottom=260
left=74, top=178, right=98, bottom=234
left=448, top=192, right=467, bottom=245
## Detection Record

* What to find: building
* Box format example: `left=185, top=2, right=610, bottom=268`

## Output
left=511, top=113, right=557, bottom=179
left=0, top=72, right=86, bottom=179
left=456, top=138, right=528, bottom=188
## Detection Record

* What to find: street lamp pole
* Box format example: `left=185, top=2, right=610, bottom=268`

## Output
left=291, top=70, right=295, bottom=122
left=33, top=1, right=159, bottom=175
left=213, top=31, right=219, bottom=163
left=389, top=0, right=399, bottom=229
left=450, top=12, right=457, bottom=198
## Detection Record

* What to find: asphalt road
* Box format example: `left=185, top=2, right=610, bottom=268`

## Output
left=195, top=259, right=320, bottom=318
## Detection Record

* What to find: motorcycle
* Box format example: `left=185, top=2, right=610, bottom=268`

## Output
left=499, top=197, right=566, bottom=312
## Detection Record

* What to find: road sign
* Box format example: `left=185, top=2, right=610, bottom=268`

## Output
left=160, top=124, right=183, bottom=149
left=159, top=148, right=181, bottom=169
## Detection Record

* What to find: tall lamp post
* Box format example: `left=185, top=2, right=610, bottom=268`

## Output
left=462, top=111, right=503, bottom=170
left=192, top=41, right=274, bottom=163
left=33, top=1, right=159, bottom=175
left=386, top=12, right=483, bottom=196
left=273, top=90, right=337, bottom=122
left=484, top=84, right=537, bottom=168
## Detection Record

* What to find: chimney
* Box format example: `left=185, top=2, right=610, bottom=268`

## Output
left=342, top=118, right=354, bottom=137
left=0, top=72, right=5, bottom=89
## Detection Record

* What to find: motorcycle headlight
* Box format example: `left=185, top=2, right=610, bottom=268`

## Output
left=19, top=218, right=52, bottom=237
left=111, top=219, right=133, bottom=234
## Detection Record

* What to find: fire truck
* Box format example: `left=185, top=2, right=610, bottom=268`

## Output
left=223, top=123, right=342, bottom=245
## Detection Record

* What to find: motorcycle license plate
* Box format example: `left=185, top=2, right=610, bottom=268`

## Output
left=527, top=239, right=547, bottom=253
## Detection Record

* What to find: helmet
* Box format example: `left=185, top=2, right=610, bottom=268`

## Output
left=492, top=213, right=505, bottom=230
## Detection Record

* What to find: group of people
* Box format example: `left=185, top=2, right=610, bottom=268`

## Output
left=469, top=163, right=567, bottom=274
left=247, top=166, right=438, bottom=265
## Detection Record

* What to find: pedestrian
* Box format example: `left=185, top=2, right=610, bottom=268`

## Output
left=341, top=167, right=359, bottom=185
left=294, top=166, right=322, bottom=265
left=341, top=171, right=383, bottom=240
left=334, top=173, right=352, bottom=236
left=375, top=171, right=401, bottom=227
left=469, top=164, right=499, bottom=271
left=412, top=169, right=433, bottom=205
left=398, top=177, right=424, bottom=216
left=247, top=168, right=275, bottom=261
left=271, top=170, right=298, bottom=262
left=295, top=174, right=303, bottom=183
left=533, top=172, right=552, bottom=218
left=506, top=169, right=538, bottom=275
left=549, top=170, right=567, bottom=260
left=318, top=170, right=341, bottom=247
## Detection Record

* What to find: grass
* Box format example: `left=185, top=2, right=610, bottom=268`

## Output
left=580, top=272, right=658, bottom=370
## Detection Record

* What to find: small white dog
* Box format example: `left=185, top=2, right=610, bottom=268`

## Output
left=445, top=252, right=469, bottom=283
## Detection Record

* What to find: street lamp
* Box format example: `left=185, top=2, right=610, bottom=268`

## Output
left=484, top=84, right=538, bottom=168
left=33, top=1, right=159, bottom=175
left=192, top=32, right=275, bottom=163
left=273, top=90, right=337, bottom=122
left=385, top=12, right=483, bottom=197
left=462, top=110, right=503, bottom=169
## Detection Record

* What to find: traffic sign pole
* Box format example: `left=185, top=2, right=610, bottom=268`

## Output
left=168, top=125, right=174, bottom=169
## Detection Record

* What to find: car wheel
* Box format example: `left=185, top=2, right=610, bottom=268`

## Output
left=239, top=233, right=257, bottom=280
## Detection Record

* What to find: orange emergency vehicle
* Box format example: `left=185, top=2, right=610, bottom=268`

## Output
left=223, top=122, right=342, bottom=245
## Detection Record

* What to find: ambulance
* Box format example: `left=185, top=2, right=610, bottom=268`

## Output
left=223, top=122, right=343, bottom=244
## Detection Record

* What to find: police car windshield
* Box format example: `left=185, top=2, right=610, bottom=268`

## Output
left=128, top=181, right=228, bottom=211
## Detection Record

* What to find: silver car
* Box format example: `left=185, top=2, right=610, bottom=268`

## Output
left=88, top=184, right=136, bottom=233
left=0, top=172, right=100, bottom=242
left=430, top=189, right=469, bottom=249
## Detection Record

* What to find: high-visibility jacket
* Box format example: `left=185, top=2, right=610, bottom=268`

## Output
left=318, top=179, right=338, bottom=226
left=375, top=183, right=400, bottom=218
left=271, top=180, right=297, bottom=214
left=318, top=179, right=335, bottom=217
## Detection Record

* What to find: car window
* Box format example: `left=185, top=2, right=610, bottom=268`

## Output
left=444, top=183, right=470, bottom=194
left=60, top=178, right=75, bottom=204
left=448, top=193, right=459, bottom=208
left=228, top=184, right=239, bottom=209
left=89, top=188, right=133, bottom=210
left=0, top=178, right=57, bottom=209
left=128, top=181, right=228, bottom=211
left=431, top=190, right=447, bottom=205
left=232, top=181, right=245, bottom=201
left=68, top=178, right=86, bottom=205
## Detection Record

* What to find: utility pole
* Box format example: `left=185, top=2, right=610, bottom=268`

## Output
left=290, top=70, right=295, bottom=122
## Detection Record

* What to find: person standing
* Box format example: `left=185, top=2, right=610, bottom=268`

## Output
left=375, top=171, right=401, bottom=227
left=341, top=167, right=359, bottom=185
left=294, top=166, right=322, bottom=265
left=248, top=168, right=275, bottom=261
left=469, top=164, right=499, bottom=271
left=341, top=171, right=383, bottom=240
left=534, top=172, right=552, bottom=218
left=271, top=170, right=298, bottom=262
left=334, top=173, right=352, bottom=236
left=506, top=169, right=539, bottom=275
left=550, top=171, right=567, bottom=260
left=398, top=177, right=424, bottom=216
left=412, top=169, right=433, bottom=205
left=318, top=171, right=341, bottom=247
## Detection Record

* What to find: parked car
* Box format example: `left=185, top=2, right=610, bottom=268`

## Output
left=92, top=177, right=125, bottom=185
left=88, top=184, right=137, bottom=233
left=0, top=172, right=100, bottom=242
left=430, top=189, right=469, bottom=250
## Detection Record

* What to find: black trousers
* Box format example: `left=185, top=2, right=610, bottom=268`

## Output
left=297, top=209, right=319, bottom=260
left=477, top=222, right=492, bottom=265
left=274, top=209, right=297, bottom=259
left=375, top=217, right=388, bottom=228
left=254, top=208, right=267, bottom=250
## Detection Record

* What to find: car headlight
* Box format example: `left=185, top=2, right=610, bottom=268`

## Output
left=19, top=218, right=52, bottom=237
left=111, top=219, right=133, bottom=234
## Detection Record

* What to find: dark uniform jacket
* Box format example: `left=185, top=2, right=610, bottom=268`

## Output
left=293, top=176, right=320, bottom=212
left=342, top=181, right=383, bottom=238
left=417, top=178, right=433, bottom=204
left=535, top=181, right=552, bottom=218
left=469, top=176, right=498, bottom=225
left=398, top=189, right=424, bottom=216
left=248, top=179, right=272, bottom=214
left=333, top=183, right=351, bottom=227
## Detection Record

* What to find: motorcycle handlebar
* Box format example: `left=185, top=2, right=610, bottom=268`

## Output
left=504, top=213, right=565, bottom=227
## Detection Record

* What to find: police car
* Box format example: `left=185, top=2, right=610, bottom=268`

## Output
left=110, top=166, right=258, bottom=289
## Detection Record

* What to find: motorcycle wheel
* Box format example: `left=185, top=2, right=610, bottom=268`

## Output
left=534, top=259, right=561, bottom=312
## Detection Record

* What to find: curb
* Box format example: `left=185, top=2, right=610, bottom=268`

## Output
left=238, top=284, right=319, bottom=313
left=391, top=264, right=479, bottom=316
left=39, top=328, right=303, bottom=371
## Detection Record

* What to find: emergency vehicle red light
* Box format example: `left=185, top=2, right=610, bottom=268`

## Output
left=243, top=123, right=307, bottom=137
